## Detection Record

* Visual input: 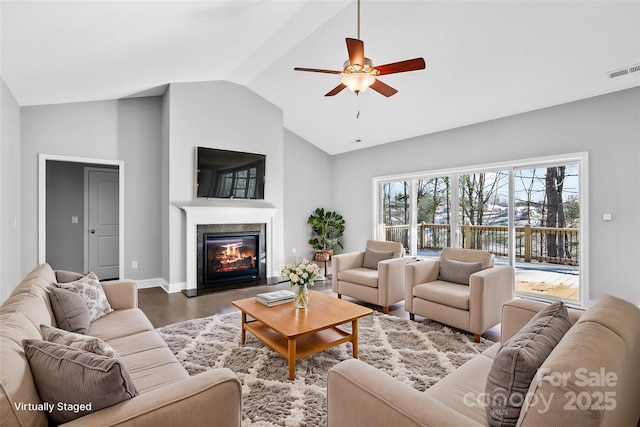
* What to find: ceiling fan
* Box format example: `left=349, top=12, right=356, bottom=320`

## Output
left=294, top=0, right=426, bottom=97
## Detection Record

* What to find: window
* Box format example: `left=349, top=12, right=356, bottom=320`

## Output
left=373, top=153, right=587, bottom=307
left=513, top=164, right=580, bottom=300
left=458, top=170, right=509, bottom=256
left=417, top=176, right=452, bottom=251
left=381, top=180, right=412, bottom=252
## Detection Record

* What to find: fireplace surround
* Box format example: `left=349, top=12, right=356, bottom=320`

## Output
left=181, top=205, right=284, bottom=296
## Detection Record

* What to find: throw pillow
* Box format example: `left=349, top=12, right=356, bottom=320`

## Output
left=22, top=339, right=138, bottom=425
left=49, top=287, right=91, bottom=334
left=484, top=301, right=572, bottom=427
left=438, top=257, right=483, bottom=285
left=362, top=248, right=394, bottom=270
left=55, top=270, right=85, bottom=283
left=40, top=324, right=121, bottom=361
left=54, top=272, right=113, bottom=322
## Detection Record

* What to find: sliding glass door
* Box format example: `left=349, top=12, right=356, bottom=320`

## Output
left=381, top=180, right=412, bottom=253
left=417, top=177, right=452, bottom=254
left=513, top=164, right=580, bottom=301
left=458, top=170, right=509, bottom=260
left=374, top=154, right=586, bottom=307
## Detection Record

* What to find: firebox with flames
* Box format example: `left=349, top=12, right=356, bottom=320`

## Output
left=208, top=239, right=256, bottom=273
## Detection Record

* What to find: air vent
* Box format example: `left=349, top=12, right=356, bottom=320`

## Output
left=608, top=63, right=640, bottom=79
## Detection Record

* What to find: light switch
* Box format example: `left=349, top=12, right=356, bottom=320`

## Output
left=71, top=216, right=79, bottom=224
left=603, top=213, right=612, bottom=221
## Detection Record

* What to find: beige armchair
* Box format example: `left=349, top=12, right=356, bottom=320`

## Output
left=405, top=247, right=513, bottom=342
left=332, top=240, right=410, bottom=314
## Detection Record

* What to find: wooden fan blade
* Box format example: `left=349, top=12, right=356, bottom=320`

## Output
left=294, top=67, right=341, bottom=74
left=325, top=83, right=347, bottom=97
left=346, top=38, right=365, bottom=67
left=375, top=58, right=426, bottom=75
left=370, top=79, right=398, bottom=97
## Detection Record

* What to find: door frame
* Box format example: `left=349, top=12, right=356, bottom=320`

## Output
left=38, top=153, right=125, bottom=279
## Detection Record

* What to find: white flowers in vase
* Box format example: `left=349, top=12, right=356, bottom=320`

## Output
left=281, top=257, right=321, bottom=308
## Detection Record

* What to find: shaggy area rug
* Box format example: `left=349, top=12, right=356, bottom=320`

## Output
left=156, top=310, right=494, bottom=426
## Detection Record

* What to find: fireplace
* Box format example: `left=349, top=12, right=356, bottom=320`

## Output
left=193, top=222, right=268, bottom=295
left=203, top=232, right=259, bottom=285
left=181, top=205, right=285, bottom=296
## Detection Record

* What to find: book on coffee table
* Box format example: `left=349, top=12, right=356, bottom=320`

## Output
left=255, top=290, right=295, bottom=307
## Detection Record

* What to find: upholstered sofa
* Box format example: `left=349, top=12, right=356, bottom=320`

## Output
left=0, top=263, right=242, bottom=426
left=332, top=240, right=410, bottom=313
left=327, top=294, right=640, bottom=427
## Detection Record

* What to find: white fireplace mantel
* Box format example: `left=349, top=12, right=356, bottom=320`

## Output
left=181, top=205, right=281, bottom=290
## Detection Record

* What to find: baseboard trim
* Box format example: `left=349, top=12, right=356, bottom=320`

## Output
left=165, top=281, right=186, bottom=294
left=135, top=278, right=165, bottom=289
left=135, top=278, right=185, bottom=294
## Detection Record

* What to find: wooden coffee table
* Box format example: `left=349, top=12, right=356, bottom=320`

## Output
left=232, top=290, right=372, bottom=380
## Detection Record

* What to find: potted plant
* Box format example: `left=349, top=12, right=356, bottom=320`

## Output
left=307, top=208, right=345, bottom=261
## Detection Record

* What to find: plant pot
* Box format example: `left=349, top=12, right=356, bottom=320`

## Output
left=314, top=249, right=333, bottom=262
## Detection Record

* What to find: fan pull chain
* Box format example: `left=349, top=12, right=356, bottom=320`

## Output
left=356, top=93, right=360, bottom=119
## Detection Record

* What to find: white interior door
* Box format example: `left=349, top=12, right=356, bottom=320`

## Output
left=87, top=169, right=119, bottom=279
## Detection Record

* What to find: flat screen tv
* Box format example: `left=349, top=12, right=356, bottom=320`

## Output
left=196, top=147, right=266, bottom=199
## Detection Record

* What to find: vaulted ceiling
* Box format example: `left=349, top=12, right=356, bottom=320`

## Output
left=2, top=1, right=639, bottom=154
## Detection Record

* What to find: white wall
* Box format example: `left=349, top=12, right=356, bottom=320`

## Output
left=0, top=76, right=21, bottom=303
left=166, top=81, right=285, bottom=286
left=331, top=87, right=640, bottom=305
left=283, top=129, right=333, bottom=261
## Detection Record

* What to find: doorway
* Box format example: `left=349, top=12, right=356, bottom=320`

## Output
left=38, top=154, right=124, bottom=280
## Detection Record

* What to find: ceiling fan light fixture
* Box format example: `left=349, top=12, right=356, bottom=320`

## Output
left=341, top=73, right=375, bottom=93
left=293, top=0, right=425, bottom=98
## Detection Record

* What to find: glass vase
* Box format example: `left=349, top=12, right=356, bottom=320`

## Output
left=294, top=284, right=309, bottom=308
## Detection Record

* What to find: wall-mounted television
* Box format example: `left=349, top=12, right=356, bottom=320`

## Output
left=196, top=147, right=266, bottom=199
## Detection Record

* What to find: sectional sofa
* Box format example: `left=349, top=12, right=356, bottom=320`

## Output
left=327, top=294, right=640, bottom=426
left=0, top=263, right=242, bottom=426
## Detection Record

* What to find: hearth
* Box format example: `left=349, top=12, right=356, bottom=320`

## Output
left=203, top=232, right=259, bottom=285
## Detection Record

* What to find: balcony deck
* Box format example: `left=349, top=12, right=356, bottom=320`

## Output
left=514, top=268, right=579, bottom=300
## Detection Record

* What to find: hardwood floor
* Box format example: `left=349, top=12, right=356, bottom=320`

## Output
left=138, top=279, right=500, bottom=342
left=138, top=279, right=334, bottom=328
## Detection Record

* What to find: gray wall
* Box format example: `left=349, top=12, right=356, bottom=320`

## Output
left=20, top=97, right=163, bottom=281
left=331, top=87, right=640, bottom=305
left=160, top=87, right=171, bottom=282
left=283, top=129, right=333, bottom=261
left=45, top=161, right=120, bottom=274
left=0, top=77, right=21, bottom=303
left=118, top=98, right=163, bottom=281
left=165, top=81, right=285, bottom=284
left=9, top=80, right=639, bottom=307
